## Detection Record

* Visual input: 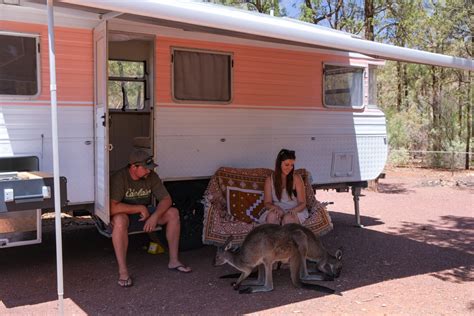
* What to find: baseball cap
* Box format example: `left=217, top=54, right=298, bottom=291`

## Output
left=129, top=149, right=158, bottom=170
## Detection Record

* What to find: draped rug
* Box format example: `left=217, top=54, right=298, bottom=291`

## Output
left=202, top=167, right=333, bottom=246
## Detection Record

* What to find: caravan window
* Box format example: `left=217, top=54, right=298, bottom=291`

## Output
left=172, top=48, right=232, bottom=103
left=323, top=64, right=364, bottom=108
left=108, top=60, right=146, bottom=111
left=0, top=33, right=40, bottom=97
left=368, top=65, right=378, bottom=106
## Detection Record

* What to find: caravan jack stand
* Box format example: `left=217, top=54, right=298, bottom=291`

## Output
left=351, top=186, right=365, bottom=228
left=313, top=181, right=367, bottom=227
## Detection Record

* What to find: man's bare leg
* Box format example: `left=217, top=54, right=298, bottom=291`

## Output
left=157, top=207, right=191, bottom=271
left=111, top=214, right=130, bottom=280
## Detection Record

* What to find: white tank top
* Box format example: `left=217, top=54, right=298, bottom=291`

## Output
left=271, top=174, right=298, bottom=211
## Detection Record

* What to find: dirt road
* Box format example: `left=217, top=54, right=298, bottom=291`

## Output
left=0, top=167, right=473, bottom=315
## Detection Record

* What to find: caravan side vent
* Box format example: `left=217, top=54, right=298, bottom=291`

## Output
left=331, top=152, right=354, bottom=177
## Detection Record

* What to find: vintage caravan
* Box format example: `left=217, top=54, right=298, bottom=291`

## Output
left=0, top=0, right=472, bottom=248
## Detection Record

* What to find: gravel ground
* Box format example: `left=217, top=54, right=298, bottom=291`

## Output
left=0, top=167, right=473, bottom=315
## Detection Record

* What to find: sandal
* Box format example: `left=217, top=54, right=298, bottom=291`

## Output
left=168, top=265, right=192, bottom=273
left=117, top=276, right=133, bottom=287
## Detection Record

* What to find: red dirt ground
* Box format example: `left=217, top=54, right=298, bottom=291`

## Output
left=0, top=167, right=473, bottom=315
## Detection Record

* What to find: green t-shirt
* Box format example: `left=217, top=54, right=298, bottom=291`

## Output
left=110, top=167, right=170, bottom=205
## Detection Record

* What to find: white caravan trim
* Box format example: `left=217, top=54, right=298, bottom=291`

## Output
left=93, top=20, right=110, bottom=224
left=0, top=2, right=100, bottom=29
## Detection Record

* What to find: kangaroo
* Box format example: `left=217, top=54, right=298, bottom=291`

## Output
left=283, top=223, right=343, bottom=279
left=214, top=223, right=342, bottom=294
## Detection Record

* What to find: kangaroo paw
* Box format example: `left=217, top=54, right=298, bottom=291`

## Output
left=323, top=274, right=335, bottom=281
left=302, top=272, right=335, bottom=281
left=239, top=287, right=253, bottom=294
left=231, top=282, right=240, bottom=290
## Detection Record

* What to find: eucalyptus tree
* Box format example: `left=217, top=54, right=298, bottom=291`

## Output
left=377, top=0, right=471, bottom=166
left=210, top=0, right=281, bottom=15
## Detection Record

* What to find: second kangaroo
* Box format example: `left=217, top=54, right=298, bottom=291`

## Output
left=214, top=223, right=342, bottom=294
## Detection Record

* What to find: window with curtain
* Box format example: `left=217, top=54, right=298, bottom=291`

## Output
left=172, top=48, right=232, bottom=102
left=0, top=33, right=39, bottom=96
left=323, top=64, right=364, bottom=108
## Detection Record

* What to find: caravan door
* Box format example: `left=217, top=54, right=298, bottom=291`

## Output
left=93, top=21, right=110, bottom=224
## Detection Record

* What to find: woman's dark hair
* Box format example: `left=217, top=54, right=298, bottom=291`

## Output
left=273, top=149, right=296, bottom=201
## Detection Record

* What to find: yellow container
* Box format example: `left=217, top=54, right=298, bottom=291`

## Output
left=147, top=241, right=165, bottom=254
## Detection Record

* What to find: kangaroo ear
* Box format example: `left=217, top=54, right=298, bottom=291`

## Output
left=223, top=236, right=234, bottom=251
left=335, top=248, right=343, bottom=260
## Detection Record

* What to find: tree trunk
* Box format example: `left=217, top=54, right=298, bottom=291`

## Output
left=364, top=0, right=374, bottom=40
left=403, top=64, right=408, bottom=102
left=466, top=70, right=472, bottom=169
left=458, top=75, right=463, bottom=137
left=467, top=0, right=473, bottom=169
left=396, top=62, right=402, bottom=111
left=431, top=66, right=441, bottom=152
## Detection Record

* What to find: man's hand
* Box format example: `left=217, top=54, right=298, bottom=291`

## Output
left=143, top=214, right=159, bottom=232
left=137, top=205, right=150, bottom=222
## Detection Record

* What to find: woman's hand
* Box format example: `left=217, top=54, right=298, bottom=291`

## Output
left=288, top=208, right=299, bottom=216
left=269, top=205, right=285, bottom=219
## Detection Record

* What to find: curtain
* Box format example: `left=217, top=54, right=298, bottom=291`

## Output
left=173, top=50, right=231, bottom=102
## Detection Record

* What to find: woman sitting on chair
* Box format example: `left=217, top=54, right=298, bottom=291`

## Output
left=260, top=149, right=309, bottom=225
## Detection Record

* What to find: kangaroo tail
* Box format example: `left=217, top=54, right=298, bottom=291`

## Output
left=301, top=282, right=339, bottom=295
left=219, top=271, right=258, bottom=279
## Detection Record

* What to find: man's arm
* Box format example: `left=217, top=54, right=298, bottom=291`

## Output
left=110, top=199, right=150, bottom=221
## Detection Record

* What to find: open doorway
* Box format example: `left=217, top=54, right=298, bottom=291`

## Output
left=107, top=33, right=154, bottom=173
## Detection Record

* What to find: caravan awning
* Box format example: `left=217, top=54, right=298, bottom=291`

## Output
left=58, top=0, right=472, bottom=71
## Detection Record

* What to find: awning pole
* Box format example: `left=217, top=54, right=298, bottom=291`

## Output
left=47, top=0, right=64, bottom=314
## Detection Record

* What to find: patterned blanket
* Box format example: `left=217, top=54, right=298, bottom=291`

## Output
left=202, top=167, right=333, bottom=246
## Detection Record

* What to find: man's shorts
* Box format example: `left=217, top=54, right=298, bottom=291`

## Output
left=128, top=205, right=156, bottom=232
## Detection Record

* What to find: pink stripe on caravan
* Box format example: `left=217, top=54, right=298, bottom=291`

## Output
left=1, top=21, right=93, bottom=105
left=156, top=36, right=370, bottom=109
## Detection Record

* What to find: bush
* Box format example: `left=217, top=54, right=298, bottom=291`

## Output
left=388, top=148, right=410, bottom=166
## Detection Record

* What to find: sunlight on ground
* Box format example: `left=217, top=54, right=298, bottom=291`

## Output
left=1, top=298, right=87, bottom=315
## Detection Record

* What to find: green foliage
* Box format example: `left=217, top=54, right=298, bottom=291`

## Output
left=210, top=0, right=281, bottom=15
left=388, top=148, right=410, bottom=166
left=107, top=60, right=145, bottom=110
left=385, top=103, right=429, bottom=151
left=299, top=0, right=364, bottom=32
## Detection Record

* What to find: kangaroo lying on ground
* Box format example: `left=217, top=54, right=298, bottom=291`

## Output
left=214, top=223, right=342, bottom=294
